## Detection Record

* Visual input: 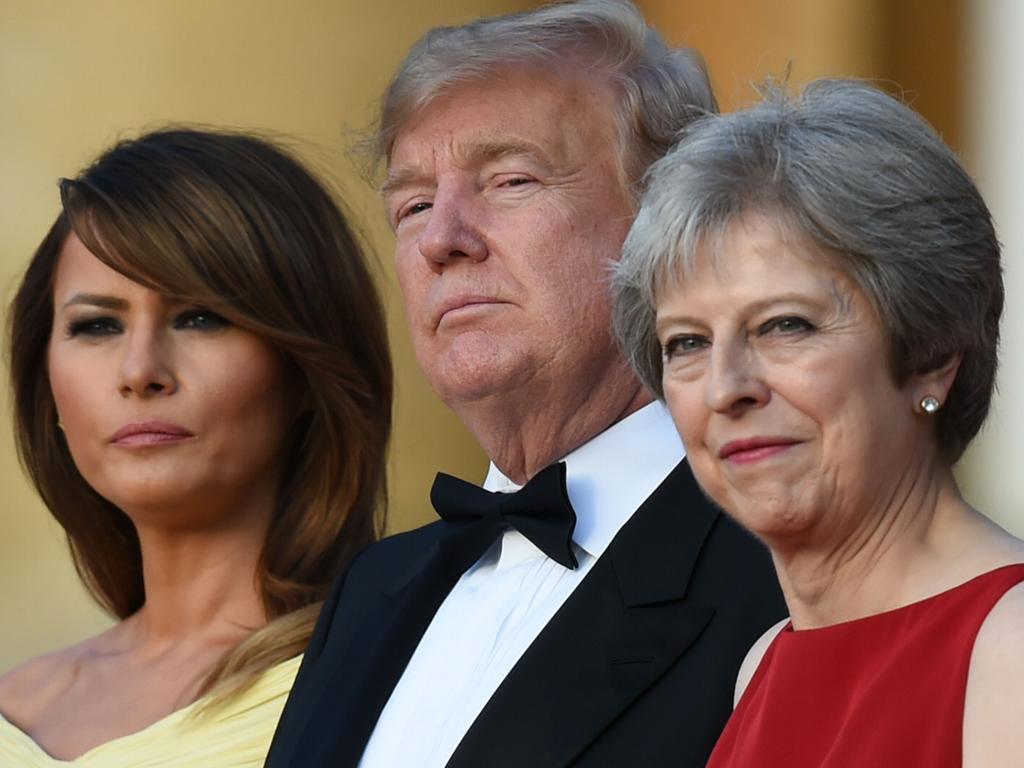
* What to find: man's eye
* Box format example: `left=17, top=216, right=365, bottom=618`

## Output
left=399, top=201, right=432, bottom=221
left=662, top=335, right=708, bottom=360
left=67, top=317, right=121, bottom=338
left=175, top=309, right=230, bottom=331
left=760, top=316, right=814, bottom=335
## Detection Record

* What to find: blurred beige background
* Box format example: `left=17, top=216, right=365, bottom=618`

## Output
left=2, top=0, right=1020, bottom=672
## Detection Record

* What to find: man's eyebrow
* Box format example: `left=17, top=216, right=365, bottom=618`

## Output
left=466, top=140, right=552, bottom=167
left=61, top=293, right=129, bottom=312
left=381, top=167, right=431, bottom=198
left=381, top=139, right=554, bottom=197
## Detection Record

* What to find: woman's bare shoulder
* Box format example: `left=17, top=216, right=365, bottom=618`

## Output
left=734, top=617, right=789, bottom=708
left=970, top=575, right=1024, bottom=661
left=0, top=636, right=104, bottom=725
left=962, top=574, right=1024, bottom=768
left=0, top=651, right=72, bottom=723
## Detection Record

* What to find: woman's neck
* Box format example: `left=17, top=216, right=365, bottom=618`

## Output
left=120, top=497, right=273, bottom=651
left=770, top=469, right=984, bottom=630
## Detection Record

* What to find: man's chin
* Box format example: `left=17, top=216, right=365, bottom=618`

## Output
left=426, top=341, right=538, bottom=410
left=436, top=370, right=531, bottom=409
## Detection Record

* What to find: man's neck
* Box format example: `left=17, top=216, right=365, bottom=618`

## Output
left=458, top=382, right=651, bottom=485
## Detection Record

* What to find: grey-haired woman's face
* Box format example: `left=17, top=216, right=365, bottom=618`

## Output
left=654, top=212, right=941, bottom=549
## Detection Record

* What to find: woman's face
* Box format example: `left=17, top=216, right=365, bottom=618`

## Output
left=48, top=233, right=296, bottom=530
left=655, top=213, right=939, bottom=549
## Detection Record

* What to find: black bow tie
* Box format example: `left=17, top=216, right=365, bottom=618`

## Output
left=430, top=462, right=579, bottom=570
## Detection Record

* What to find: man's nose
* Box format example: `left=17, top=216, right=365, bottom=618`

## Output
left=704, top=342, right=770, bottom=416
left=118, top=327, right=178, bottom=398
left=417, top=189, right=488, bottom=272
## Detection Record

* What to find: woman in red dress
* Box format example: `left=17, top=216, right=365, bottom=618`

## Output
left=613, top=79, right=1024, bottom=767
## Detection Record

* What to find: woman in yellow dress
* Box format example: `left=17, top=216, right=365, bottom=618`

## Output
left=0, top=128, right=393, bottom=766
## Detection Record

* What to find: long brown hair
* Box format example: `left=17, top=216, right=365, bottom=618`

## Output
left=8, top=128, right=393, bottom=699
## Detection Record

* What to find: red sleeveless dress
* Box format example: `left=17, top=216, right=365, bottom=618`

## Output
left=706, top=564, right=1024, bottom=767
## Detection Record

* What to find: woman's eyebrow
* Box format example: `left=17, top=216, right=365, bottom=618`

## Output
left=61, top=293, right=129, bottom=311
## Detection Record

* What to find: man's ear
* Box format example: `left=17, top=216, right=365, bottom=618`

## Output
left=910, top=352, right=962, bottom=412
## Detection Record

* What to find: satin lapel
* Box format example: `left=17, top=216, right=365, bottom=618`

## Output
left=447, top=461, right=720, bottom=768
left=290, top=528, right=470, bottom=768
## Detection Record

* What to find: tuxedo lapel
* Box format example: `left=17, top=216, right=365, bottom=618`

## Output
left=448, top=461, right=720, bottom=768
left=287, top=527, right=473, bottom=767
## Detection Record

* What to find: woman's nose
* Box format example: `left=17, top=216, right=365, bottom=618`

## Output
left=704, top=343, right=770, bottom=416
left=118, top=327, right=178, bottom=398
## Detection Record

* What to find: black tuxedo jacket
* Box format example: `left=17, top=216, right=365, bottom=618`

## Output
left=266, top=460, right=785, bottom=767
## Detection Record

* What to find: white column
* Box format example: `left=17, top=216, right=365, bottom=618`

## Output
left=960, top=0, right=1024, bottom=535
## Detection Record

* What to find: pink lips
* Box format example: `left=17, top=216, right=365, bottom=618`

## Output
left=434, top=295, right=506, bottom=326
left=111, top=421, right=195, bottom=447
left=718, top=437, right=801, bottom=465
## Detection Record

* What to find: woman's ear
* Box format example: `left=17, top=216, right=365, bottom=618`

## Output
left=911, top=352, right=962, bottom=413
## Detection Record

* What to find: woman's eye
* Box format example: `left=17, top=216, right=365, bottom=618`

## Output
left=760, top=316, right=814, bottom=335
left=175, top=309, right=229, bottom=331
left=67, top=316, right=121, bottom=338
left=662, top=334, right=709, bottom=360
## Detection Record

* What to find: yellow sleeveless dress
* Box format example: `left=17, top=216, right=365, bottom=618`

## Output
left=0, top=655, right=300, bottom=767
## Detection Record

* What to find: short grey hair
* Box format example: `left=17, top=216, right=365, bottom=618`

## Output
left=374, top=0, right=717, bottom=192
left=613, top=79, right=1002, bottom=461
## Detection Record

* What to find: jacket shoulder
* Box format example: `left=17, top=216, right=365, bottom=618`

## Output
left=345, top=519, right=449, bottom=583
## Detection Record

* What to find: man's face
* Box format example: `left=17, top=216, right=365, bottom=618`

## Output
left=385, top=68, right=637, bottom=410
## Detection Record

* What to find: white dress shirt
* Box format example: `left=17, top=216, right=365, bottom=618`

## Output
left=358, top=402, right=685, bottom=768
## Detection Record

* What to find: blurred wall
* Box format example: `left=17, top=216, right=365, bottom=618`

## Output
left=959, top=0, right=1024, bottom=534
left=640, top=0, right=964, bottom=144
left=0, top=0, right=533, bottom=673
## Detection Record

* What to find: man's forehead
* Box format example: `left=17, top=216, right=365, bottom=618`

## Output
left=385, top=72, right=618, bottom=182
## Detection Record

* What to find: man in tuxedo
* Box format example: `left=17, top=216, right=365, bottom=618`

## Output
left=267, top=2, right=785, bottom=766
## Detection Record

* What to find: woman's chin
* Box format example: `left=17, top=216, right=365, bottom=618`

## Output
left=99, top=484, right=207, bottom=524
left=718, top=489, right=818, bottom=545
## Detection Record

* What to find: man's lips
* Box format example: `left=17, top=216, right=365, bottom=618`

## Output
left=718, top=437, right=802, bottom=464
left=110, top=421, right=195, bottom=446
left=433, top=295, right=507, bottom=326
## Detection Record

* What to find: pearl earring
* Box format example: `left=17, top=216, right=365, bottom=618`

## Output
left=920, top=395, right=940, bottom=414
